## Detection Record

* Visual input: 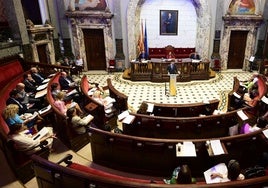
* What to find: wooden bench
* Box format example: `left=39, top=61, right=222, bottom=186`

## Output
left=46, top=72, right=90, bottom=151
left=0, top=56, right=50, bottom=183
left=107, top=78, right=128, bottom=113
left=89, top=126, right=268, bottom=178
left=121, top=106, right=250, bottom=139
left=228, top=75, right=267, bottom=112
left=139, top=99, right=219, bottom=117
left=31, top=153, right=268, bottom=187
left=80, top=75, right=118, bottom=130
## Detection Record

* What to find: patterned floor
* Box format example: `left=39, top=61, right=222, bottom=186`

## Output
left=84, top=70, right=255, bottom=112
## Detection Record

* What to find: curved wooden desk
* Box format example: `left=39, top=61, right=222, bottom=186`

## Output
left=140, top=99, right=219, bottom=117
left=90, top=126, right=268, bottom=178
left=46, top=72, right=90, bottom=151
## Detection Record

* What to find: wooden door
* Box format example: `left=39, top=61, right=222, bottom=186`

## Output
left=37, top=44, right=48, bottom=63
left=83, top=29, right=106, bottom=70
left=227, top=31, right=248, bottom=69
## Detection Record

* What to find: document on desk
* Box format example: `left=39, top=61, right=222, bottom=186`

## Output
left=83, top=114, right=94, bottom=123
left=42, top=78, right=50, bottom=83
left=237, top=110, right=248, bottom=120
left=32, top=127, right=49, bottom=140
left=204, top=163, right=229, bottom=184
left=35, top=89, right=47, bottom=98
left=210, top=140, right=225, bottom=155
left=66, top=89, right=78, bottom=96
left=176, top=142, right=196, bottom=157
left=146, top=103, right=154, bottom=113
left=118, top=110, right=129, bottom=121
left=36, top=83, right=48, bottom=91
left=233, top=92, right=241, bottom=99
left=122, top=115, right=135, bottom=124
left=263, top=129, right=268, bottom=139
left=261, top=96, right=268, bottom=104
left=88, top=88, right=97, bottom=96
left=38, top=105, right=51, bottom=115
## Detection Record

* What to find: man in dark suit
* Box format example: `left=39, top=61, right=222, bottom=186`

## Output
left=30, top=67, right=46, bottom=85
left=6, top=89, right=38, bottom=115
left=59, top=71, right=81, bottom=103
left=167, top=61, right=178, bottom=74
left=23, top=73, right=38, bottom=93
left=59, top=71, right=78, bottom=90
left=190, top=52, right=201, bottom=72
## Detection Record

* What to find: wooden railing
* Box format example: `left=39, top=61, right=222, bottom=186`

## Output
left=130, top=59, right=210, bottom=82
left=140, top=99, right=219, bottom=117
left=31, top=152, right=268, bottom=187
left=89, top=126, right=268, bottom=178
left=122, top=107, right=250, bottom=139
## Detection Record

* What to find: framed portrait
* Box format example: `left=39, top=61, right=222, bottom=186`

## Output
left=160, top=10, right=178, bottom=35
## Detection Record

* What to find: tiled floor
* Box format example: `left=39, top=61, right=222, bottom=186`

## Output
left=23, top=69, right=255, bottom=188
left=85, top=69, right=254, bottom=112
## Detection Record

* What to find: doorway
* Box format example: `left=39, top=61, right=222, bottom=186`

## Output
left=83, top=29, right=106, bottom=70
left=37, top=44, right=48, bottom=63
left=227, top=31, right=248, bottom=69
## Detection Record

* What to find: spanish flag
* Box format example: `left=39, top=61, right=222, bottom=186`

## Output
left=137, top=20, right=145, bottom=59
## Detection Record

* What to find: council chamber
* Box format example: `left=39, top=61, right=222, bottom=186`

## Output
left=1, top=0, right=268, bottom=188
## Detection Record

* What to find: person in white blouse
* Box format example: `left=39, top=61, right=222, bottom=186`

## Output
left=67, top=107, right=93, bottom=134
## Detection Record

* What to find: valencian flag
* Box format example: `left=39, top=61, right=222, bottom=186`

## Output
left=137, top=20, right=145, bottom=59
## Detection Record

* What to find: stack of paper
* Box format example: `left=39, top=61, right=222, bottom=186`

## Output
left=233, top=92, right=241, bottom=99
left=176, top=141, right=196, bottom=157
left=118, top=110, right=129, bottom=121
left=237, top=110, right=248, bottom=121
left=32, top=127, right=49, bottom=140
left=146, top=103, right=154, bottom=113
left=209, top=140, right=225, bottom=155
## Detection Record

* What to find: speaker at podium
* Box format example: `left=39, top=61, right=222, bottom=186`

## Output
left=167, top=61, right=180, bottom=96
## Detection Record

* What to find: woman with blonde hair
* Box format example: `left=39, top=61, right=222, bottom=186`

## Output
left=54, top=91, right=83, bottom=116
left=3, top=104, right=25, bottom=127
left=3, top=104, right=41, bottom=131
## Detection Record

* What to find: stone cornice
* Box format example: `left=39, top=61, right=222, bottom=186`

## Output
left=65, top=11, right=114, bottom=19
left=223, top=14, right=263, bottom=26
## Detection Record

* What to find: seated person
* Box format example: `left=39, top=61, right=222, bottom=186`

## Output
left=61, top=56, right=72, bottom=67
left=210, top=159, right=244, bottom=182
left=92, top=90, right=115, bottom=111
left=240, top=74, right=259, bottom=93
left=137, top=102, right=149, bottom=114
left=190, top=52, right=201, bottom=72
left=23, top=73, right=38, bottom=93
left=243, top=88, right=259, bottom=107
left=66, top=107, right=93, bottom=134
left=74, top=55, right=84, bottom=76
left=8, top=124, right=55, bottom=155
left=3, top=104, right=40, bottom=130
left=51, top=82, right=74, bottom=102
left=30, top=67, right=46, bottom=85
left=54, top=91, right=83, bottom=116
left=164, top=164, right=194, bottom=184
left=166, top=51, right=175, bottom=59
left=6, top=89, right=38, bottom=115
left=16, top=83, right=43, bottom=109
left=190, top=52, right=200, bottom=60
left=59, top=71, right=79, bottom=91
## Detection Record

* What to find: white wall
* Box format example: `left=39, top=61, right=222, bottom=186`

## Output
left=140, top=0, right=197, bottom=48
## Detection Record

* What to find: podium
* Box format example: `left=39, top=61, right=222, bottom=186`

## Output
left=169, top=74, right=177, bottom=96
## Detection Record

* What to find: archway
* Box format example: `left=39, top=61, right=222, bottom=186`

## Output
left=127, top=0, right=211, bottom=61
